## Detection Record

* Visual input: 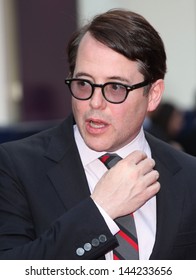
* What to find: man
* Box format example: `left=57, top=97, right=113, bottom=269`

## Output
left=0, top=9, right=196, bottom=260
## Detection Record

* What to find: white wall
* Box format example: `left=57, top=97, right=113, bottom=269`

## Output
left=0, top=0, right=11, bottom=124
left=77, top=0, right=196, bottom=110
left=0, top=0, right=21, bottom=125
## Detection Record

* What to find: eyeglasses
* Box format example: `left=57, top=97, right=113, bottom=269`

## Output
left=65, top=78, right=151, bottom=104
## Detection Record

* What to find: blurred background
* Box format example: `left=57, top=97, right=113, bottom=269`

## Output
left=0, top=0, right=196, bottom=154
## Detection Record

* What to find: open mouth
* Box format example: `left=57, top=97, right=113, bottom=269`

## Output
left=86, top=118, right=109, bottom=134
left=89, top=120, right=106, bottom=128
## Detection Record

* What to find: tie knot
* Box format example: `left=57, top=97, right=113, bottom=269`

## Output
left=99, top=153, right=122, bottom=169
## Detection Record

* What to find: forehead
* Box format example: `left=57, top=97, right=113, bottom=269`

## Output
left=74, top=32, right=142, bottom=81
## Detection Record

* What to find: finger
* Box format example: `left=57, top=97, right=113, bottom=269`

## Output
left=125, top=150, right=147, bottom=165
left=138, top=181, right=161, bottom=207
left=142, top=169, right=159, bottom=186
left=136, top=158, right=156, bottom=175
left=145, top=181, right=161, bottom=199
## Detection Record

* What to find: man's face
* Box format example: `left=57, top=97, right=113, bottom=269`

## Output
left=72, top=32, right=159, bottom=152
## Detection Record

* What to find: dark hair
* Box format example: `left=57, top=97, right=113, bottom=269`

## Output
left=67, top=9, right=167, bottom=82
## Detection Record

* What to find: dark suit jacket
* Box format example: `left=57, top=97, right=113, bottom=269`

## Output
left=0, top=114, right=196, bottom=260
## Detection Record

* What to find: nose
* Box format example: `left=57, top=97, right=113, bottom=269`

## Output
left=89, top=87, right=107, bottom=109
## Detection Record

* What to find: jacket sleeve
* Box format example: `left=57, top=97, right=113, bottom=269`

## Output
left=0, top=145, right=117, bottom=260
left=0, top=187, right=117, bottom=259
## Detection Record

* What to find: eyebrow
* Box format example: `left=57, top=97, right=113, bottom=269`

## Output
left=74, top=72, right=131, bottom=84
left=75, top=72, right=92, bottom=79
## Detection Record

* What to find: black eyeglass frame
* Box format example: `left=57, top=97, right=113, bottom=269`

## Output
left=65, top=78, right=151, bottom=104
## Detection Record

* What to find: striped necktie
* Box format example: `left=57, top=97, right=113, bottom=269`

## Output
left=99, top=153, right=139, bottom=260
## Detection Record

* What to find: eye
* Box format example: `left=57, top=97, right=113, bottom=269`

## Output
left=111, top=84, right=121, bottom=91
left=107, top=83, right=126, bottom=94
left=76, top=80, right=89, bottom=88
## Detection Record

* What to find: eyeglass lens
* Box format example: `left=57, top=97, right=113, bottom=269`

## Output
left=70, top=80, right=127, bottom=103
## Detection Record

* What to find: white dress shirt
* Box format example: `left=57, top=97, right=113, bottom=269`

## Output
left=74, top=125, right=156, bottom=260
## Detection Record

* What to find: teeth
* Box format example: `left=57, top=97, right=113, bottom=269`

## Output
left=90, top=121, right=105, bottom=128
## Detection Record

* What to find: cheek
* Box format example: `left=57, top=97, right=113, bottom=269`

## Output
left=72, top=101, right=84, bottom=132
left=72, top=99, right=85, bottom=120
left=114, top=98, right=146, bottom=121
left=113, top=100, right=148, bottom=130
left=111, top=107, right=134, bottom=134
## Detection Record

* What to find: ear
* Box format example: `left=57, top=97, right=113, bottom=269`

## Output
left=147, top=79, right=164, bottom=112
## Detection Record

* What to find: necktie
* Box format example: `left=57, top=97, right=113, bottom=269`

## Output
left=99, top=153, right=139, bottom=260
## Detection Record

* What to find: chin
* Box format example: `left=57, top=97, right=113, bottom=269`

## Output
left=86, top=141, right=109, bottom=152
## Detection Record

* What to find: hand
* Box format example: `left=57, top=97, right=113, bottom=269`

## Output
left=91, top=150, right=160, bottom=219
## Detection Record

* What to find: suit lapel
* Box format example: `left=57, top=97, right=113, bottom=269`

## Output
left=146, top=133, right=186, bottom=259
left=44, top=115, right=90, bottom=210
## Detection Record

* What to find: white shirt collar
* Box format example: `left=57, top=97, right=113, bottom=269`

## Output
left=74, top=125, right=151, bottom=166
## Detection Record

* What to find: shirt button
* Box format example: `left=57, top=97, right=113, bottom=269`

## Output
left=99, top=234, right=107, bottom=243
left=76, top=247, right=85, bottom=256
left=92, top=238, right=100, bottom=247
left=84, top=243, right=92, bottom=251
